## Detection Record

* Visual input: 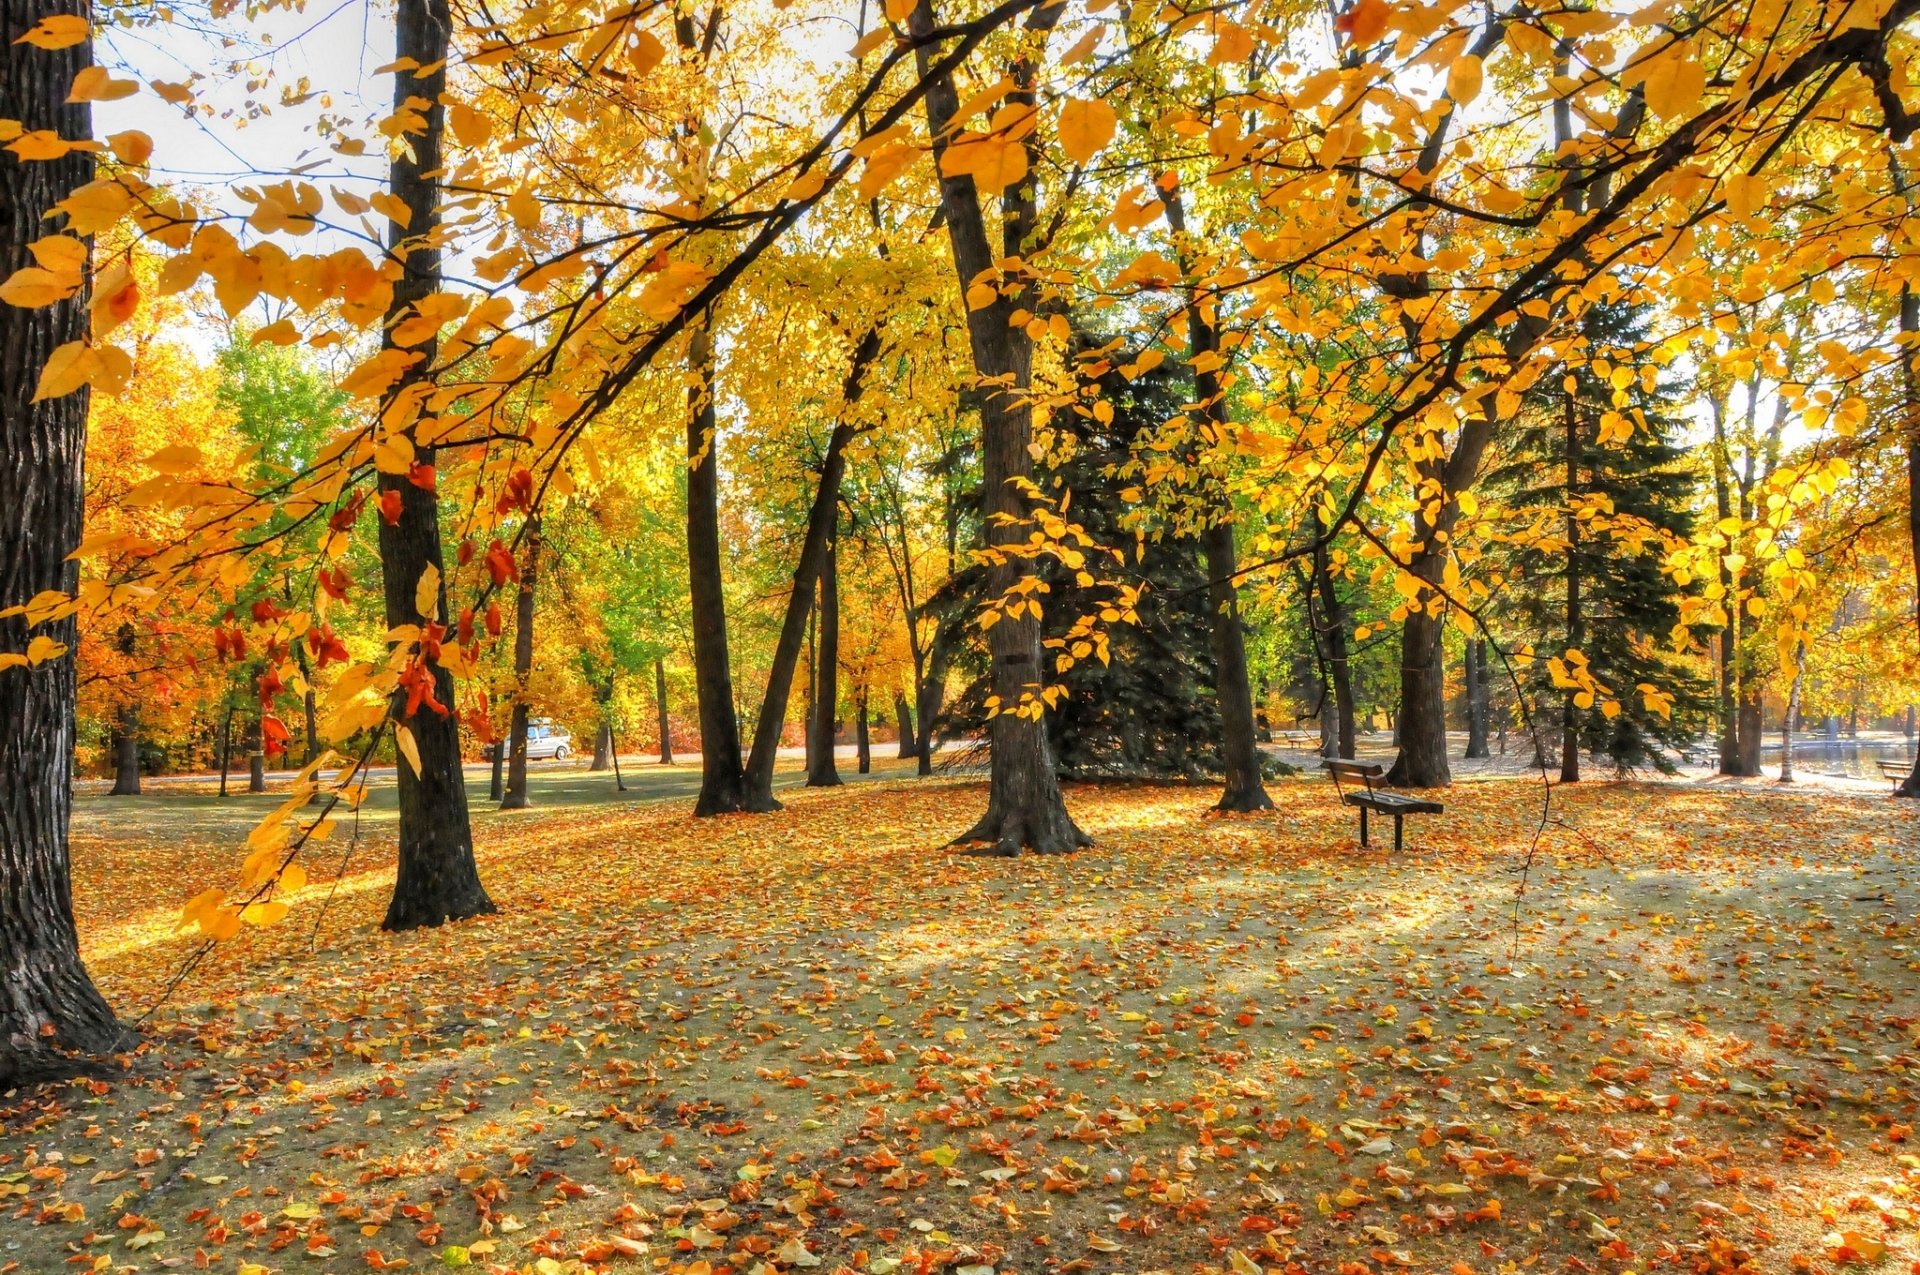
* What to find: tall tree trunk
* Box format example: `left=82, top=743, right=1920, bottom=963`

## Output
left=1780, top=643, right=1805, bottom=783
left=1465, top=637, right=1491, bottom=759
left=894, top=691, right=916, bottom=760
left=1736, top=693, right=1764, bottom=775
left=1311, top=519, right=1356, bottom=760
left=377, top=0, right=494, bottom=930
left=909, top=0, right=1087, bottom=853
left=108, top=703, right=141, bottom=796
left=914, top=636, right=949, bottom=776
left=502, top=515, right=540, bottom=810
left=1561, top=390, right=1582, bottom=784
left=1164, top=188, right=1270, bottom=812
left=1899, top=287, right=1920, bottom=796
left=856, top=687, right=871, bottom=774
left=655, top=657, right=674, bottom=765
left=246, top=712, right=266, bottom=793
left=0, top=0, right=129, bottom=1086
left=488, top=700, right=504, bottom=801
left=591, top=721, right=613, bottom=771
left=807, top=533, right=843, bottom=787
left=743, top=331, right=878, bottom=807
left=219, top=705, right=234, bottom=797
left=685, top=312, right=751, bottom=814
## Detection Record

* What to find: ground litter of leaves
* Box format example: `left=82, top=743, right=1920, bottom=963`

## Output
left=6, top=776, right=1920, bottom=1275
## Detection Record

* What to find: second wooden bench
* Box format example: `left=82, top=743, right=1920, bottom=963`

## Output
left=1323, top=758, right=1444, bottom=851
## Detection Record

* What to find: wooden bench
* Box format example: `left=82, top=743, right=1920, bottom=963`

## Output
left=1323, top=759, right=1444, bottom=851
left=1878, top=758, right=1913, bottom=792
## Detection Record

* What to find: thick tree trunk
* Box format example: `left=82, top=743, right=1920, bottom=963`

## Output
left=377, top=0, right=494, bottom=930
left=894, top=691, right=916, bottom=760
left=1561, top=391, right=1582, bottom=785
left=685, top=313, right=751, bottom=814
left=655, top=657, right=674, bottom=765
left=1388, top=600, right=1451, bottom=786
left=806, top=533, right=843, bottom=787
left=1735, top=693, right=1764, bottom=776
left=502, top=516, right=540, bottom=811
left=1465, top=638, right=1491, bottom=759
left=856, top=688, right=871, bottom=774
left=0, top=0, right=129, bottom=1086
left=108, top=704, right=141, bottom=796
left=910, top=0, right=1086, bottom=852
left=1311, top=522, right=1356, bottom=759
left=591, top=721, right=613, bottom=771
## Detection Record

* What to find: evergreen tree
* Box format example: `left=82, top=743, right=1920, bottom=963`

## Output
left=932, top=358, right=1227, bottom=780
left=1487, top=300, right=1708, bottom=774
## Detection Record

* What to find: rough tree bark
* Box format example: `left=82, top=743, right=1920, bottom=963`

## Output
left=1899, top=288, right=1920, bottom=797
left=856, top=688, right=871, bottom=774
left=376, top=0, right=495, bottom=930
left=685, top=312, right=752, bottom=814
left=806, top=533, right=843, bottom=787
left=246, top=711, right=266, bottom=793
left=909, top=0, right=1087, bottom=853
left=591, top=721, right=613, bottom=771
left=742, top=329, right=877, bottom=808
left=0, top=0, right=130, bottom=1087
left=502, top=515, right=540, bottom=811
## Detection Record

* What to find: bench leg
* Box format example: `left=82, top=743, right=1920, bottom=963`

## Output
left=1394, top=814, right=1404, bottom=852
left=1359, top=806, right=1369, bottom=848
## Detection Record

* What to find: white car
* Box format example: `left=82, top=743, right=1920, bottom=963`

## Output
left=490, top=720, right=572, bottom=762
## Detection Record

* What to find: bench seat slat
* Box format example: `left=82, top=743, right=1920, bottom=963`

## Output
left=1342, top=792, right=1445, bottom=815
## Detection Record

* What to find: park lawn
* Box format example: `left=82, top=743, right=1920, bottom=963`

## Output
left=4, top=774, right=1919, bottom=1275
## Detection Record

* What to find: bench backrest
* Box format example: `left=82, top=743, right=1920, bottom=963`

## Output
left=1323, top=758, right=1383, bottom=801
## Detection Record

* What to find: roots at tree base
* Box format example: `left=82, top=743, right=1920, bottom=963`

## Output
left=951, top=795, right=1092, bottom=856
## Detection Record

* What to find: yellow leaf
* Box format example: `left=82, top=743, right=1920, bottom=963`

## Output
left=15, top=15, right=89, bottom=49
left=395, top=723, right=422, bottom=778
left=1057, top=98, right=1116, bottom=166
left=0, top=266, right=77, bottom=308
left=26, top=634, right=68, bottom=666
left=884, top=0, right=917, bottom=21
left=7, top=130, right=78, bottom=162
left=241, top=900, right=290, bottom=928
left=150, top=79, right=193, bottom=104
left=1447, top=54, right=1483, bottom=105
left=107, top=129, right=152, bottom=165
left=1643, top=50, right=1705, bottom=119
left=67, top=67, right=137, bottom=103
left=856, top=142, right=919, bottom=200
left=33, top=341, right=93, bottom=401
left=414, top=563, right=441, bottom=621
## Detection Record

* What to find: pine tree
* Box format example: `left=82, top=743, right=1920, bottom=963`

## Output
left=1488, top=300, right=1708, bottom=774
left=933, top=358, right=1227, bottom=780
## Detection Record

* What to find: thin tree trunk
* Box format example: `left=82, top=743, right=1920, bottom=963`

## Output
left=655, top=657, right=674, bottom=765
left=1311, top=519, right=1356, bottom=759
left=910, top=0, right=1086, bottom=852
left=1164, top=187, right=1270, bottom=812
left=247, top=711, right=267, bottom=793
left=0, top=0, right=128, bottom=1086
left=803, top=600, right=815, bottom=774
left=1561, top=390, right=1582, bottom=784
left=376, top=0, right=493, bottom=930
left=1465, top=637, right=1492, bottom=759
left=489, top=700, right=504, bottom=801
left=742, top=334, right=876, bottom=808
left=807, top=532, right=843, bottom=787
left=1899, top=287, right=1920, bottom=796
left=914, top=635, right=949, bottom=776
left=1780, top=643, right=1805, bottom=783
left=219, top=705, right=234, bottom=797
left=502, top=515, right=540, bottom=811
left=894, top=691, right=916, bottom=760
left=685, top=311, right=751, bottom=814
left=856, top=687, right=871, bottom=774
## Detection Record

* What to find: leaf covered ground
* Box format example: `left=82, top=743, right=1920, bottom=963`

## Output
left=6, top=775, right=1920, bottom=1275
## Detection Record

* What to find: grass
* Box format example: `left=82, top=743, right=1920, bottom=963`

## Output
left=6, top=771, right=1919, bottom=1275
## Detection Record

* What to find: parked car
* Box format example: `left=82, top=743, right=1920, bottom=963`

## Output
left=526, top=720, right=572, bottom=760
left=486, top=719, right=573, bottom=762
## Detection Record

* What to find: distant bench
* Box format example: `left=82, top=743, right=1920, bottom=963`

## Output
left=1323, top=758, right=1444, bottom=851
left=1878, top=758, right=1913, bottom=792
